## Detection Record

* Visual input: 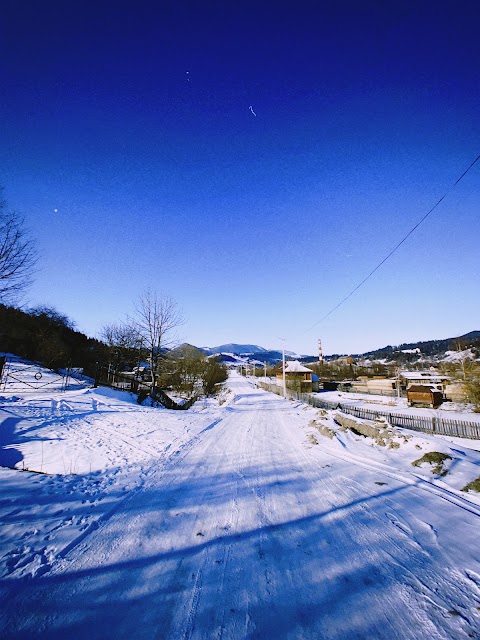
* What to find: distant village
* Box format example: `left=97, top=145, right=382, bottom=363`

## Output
left=226, top=333, right=480, bottom=410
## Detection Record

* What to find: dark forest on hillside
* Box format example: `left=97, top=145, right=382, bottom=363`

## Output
left=0, top=304, right=107, bottom=374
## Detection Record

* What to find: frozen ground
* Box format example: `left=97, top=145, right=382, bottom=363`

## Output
left=1, top=368, right=480, bottom=639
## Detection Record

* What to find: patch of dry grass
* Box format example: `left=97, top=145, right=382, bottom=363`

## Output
left=461, top=477, right=480, bottom=493
left=412, top=452, right=452, bottom=476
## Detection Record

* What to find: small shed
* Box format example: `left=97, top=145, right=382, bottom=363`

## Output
left=322, top=380, right=340, bottom=391
left=407, top=385, right=443, bottom=408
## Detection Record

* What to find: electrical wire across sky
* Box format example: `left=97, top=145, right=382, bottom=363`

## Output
left=303, top=152, right=480, bottom=334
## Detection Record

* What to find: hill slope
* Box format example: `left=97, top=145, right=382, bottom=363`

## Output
left=358, top=331, right=480, bottom=361
left=203, top=343, right=267, bottom=355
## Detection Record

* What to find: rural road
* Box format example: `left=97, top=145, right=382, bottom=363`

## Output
left=1, top=374, right=479, bottom=639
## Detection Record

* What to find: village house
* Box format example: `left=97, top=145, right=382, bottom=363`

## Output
left=277, top=360, right=314, bottom=392
left=399, top=371, right=450, bottom=394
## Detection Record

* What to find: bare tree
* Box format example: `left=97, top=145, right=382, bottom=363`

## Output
left=100, top=321, right=140, bottom=368
left=132, top=291, right=184, bottom=399
left=0, top=193, right=37, bottom=302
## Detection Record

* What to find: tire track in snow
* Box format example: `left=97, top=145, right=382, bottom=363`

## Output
left=260, top=390, right=480, bottom=637
left=314, top=439, right=480, bottom=519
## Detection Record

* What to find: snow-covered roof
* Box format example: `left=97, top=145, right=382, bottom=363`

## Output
left=400, top=372, right=448, bottom=381
left=284, top=360, right=313, bottom=373
left=408, top=384, right=440, bottom=392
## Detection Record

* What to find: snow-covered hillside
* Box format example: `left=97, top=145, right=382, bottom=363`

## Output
left=202, top=343, right=267, bottom=355
left=1, top=369, right=480, bottom=638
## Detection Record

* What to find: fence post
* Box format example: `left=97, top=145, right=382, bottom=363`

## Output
left=0, top=355, right=5, bottom=382
left=432, top=416, right=436, bottom=433
left=94, top=363, right=100, bottom=388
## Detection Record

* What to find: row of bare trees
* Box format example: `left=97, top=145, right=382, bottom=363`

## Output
left=101, top=291, right=183, bottom=397
left=101, top=290, right=227, bottom=401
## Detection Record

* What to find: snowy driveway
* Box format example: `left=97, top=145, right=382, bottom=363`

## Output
left=1, top=374, right=480, bottom=639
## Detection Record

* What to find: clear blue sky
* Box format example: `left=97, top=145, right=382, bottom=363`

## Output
left=1, top=1, right=479, bottom=355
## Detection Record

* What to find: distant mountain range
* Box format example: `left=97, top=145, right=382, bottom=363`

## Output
left=202, top=344, right=267, bottom=356
left=199, top=331, right=480, bottom=364
left=200, top=343, right=305, bottom=364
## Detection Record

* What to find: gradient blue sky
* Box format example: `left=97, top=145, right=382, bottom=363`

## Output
left=1, top=1, right=479, bottom=355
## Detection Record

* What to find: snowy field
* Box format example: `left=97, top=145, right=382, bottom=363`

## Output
left=318, top=389, right=480, bottom=422
left=1, top=367, right=480, bottom=638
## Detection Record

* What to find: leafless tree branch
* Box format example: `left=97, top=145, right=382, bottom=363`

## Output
left=0, top=193, right=37, bottom=303
left=131, top=290, right=184, bottom=398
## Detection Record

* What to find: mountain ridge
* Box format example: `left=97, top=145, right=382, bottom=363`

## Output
left=201, top=331, right=480, bottom=363
left=202, top=343, right=268, bottom=356
left=355, top=330, right=480, bottom=361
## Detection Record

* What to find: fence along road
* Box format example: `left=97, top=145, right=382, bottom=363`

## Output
left=257, top=381, right=480, bottom=440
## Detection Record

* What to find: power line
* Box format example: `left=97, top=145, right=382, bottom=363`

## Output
left=304, top=153, right=480, bottom=334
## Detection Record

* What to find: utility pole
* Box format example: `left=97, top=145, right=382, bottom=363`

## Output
left=395, top=367, right=401, bottom=400
left=282, top=348, right=287, bottom=398
left=264, top=361, right=267, bottom=380
left=318, top=338, right=323, bottom=363
left=278, top=337, right=287, bottom=398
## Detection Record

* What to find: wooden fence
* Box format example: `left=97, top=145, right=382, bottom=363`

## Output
left=94, top=365, right=197, bottom=410
left=257, top=382, right=480, bottom=440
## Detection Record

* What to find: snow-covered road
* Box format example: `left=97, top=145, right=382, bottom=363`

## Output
left=1, top=373, right=480, bottom=639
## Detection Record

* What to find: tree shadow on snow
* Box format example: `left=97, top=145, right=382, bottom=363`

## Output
left=0, top=457, right=474, bottom=640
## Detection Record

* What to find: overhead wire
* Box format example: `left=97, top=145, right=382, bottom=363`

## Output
left=303, top=153, right=480, bottom=334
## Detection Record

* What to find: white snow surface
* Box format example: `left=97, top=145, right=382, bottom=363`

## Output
left=442, top=348, right=477, bottom=363
left=1, top=371, right=480, bottom=638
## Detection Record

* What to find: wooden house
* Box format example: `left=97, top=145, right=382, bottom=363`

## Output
left=407, top=385, right=443, bottom=408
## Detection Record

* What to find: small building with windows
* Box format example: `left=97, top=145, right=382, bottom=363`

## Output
left=277, top=360, right=314, bottom=392
left=400, top=371, right=450, bottom=395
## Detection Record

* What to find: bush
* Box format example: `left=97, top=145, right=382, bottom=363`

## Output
left=461, top=477, right=480, bottom=493
left=201, top=359, right=228, bottom=396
